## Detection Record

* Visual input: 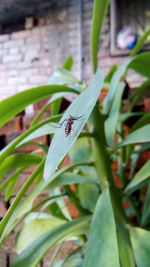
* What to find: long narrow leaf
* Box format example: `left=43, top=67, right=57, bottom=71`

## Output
left=130, top=226, right=150, bottom=267
left=91, top=0, right=110, bottom=72
left=11, top=216, right=91, bottom=267
left=118, top=125, right=150, bottom=146
left=105, top=82, right=125, bottom=146
left=125, top=160, right=150, bottom=193
left=0, top=85, right=77, bottom=127
left=131, top=28, right=150, bottom=57
left=83, top=189, right=120, bottom=267
left=44, top=70, right=104, bottom=181
left=141, top=181, right=150, bottom=226
left=128, top=52, right=150, bottom=78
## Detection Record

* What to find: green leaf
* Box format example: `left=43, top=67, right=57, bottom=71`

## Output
left=117, top=226, right=135, bottom=267
left=78, top=183, right=99, bottom=212
left=83, top=189, right=120, bottom=267
left=104, top=64, right=117, bottom=83
left=30, top=92, right=69, bottom=127
left=141, top=181, right=150, bottom=226
left=91, top=0, right=110, bottom=72
left=48, top=67, right=79, bottom=85
left=48, top=172, right=95, bottom=188
left=0, top=116, right=61, bottom=163
left=18, top=123, right=55, bottom=146
left=128, top=52, right=150, bottom=78
left=49, top=57, right=76, bottom=116
left=11, top=216, right=91, bottom=267
left=119, top=125, right=150, bottom=146
left=129, top=80, right=150, bottom=112
left=105, top=82, right=125, bottom=146
left=104, top=59, right=132, bottom=113
left=16, top=216, right=66, bottom=253
left=130, top=226, right=150, bottom=267
left=131, top=113, right=150, bottom=132
left=0, top=154, right=42, bottom=181
left=4, top=175, right=18, bottom=202
left=0, top=85, right=77, bottom=127
left=131, top=28, right=150, bottom=57
left=44, top=69, right=104, bottom=181
left=62, top=56, right=74, bottom=70
left=0, top=159, right=45, bottom=242
left=125, top=160, right=150, bottom=193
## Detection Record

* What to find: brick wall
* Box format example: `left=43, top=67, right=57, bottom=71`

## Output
left=0, top=0, right=149, bottom=266
left=0, top=0, right=147, bottom=103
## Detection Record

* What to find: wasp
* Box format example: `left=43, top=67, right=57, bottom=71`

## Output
left=49, top=115, right=82, bottom=137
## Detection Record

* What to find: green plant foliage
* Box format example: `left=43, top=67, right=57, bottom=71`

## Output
left=0, top=85, right=77, bottom=127
left=16, top=213, right=66, bottom=253
left=11, top=216, right=91, bottom=267
left=125, top=160, right=150, bottom=193
left=83, top=189, right=120, bottom=267
left=0, top=0, right=150, bottom=265
left=128, top=52, right=150, bottom=78
left=119, top=125, right=150, bottom=146
left=130, top=227, right=150, bottom=267
left=43, top=70, right=104, bottom=181
left=91, top=0, right=110, bottom=72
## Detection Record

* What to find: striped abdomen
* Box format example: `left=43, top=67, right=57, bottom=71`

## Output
left=65, top=123, right=72, bottom=137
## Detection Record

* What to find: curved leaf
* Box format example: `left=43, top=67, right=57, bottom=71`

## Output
left=0, top=115, right=61, bottom=164
left=104, top=59, right=132, bottom=113
left=119, top=125, right=150, bottom=146
left=44, top=70, right=104, bottom=181
left=48, top=68, right=79, bottom=85
left=129, top=80, right=150, bottom=112
left=125, top=160, right=150, bottom=193
left=0, top=154, right=42, bottom=181
left=11, top=216, right=91, bottom=267
left=131, top=28, right=150, bottom=57
left=0, top=85, right=77, bottom=127
left=128, top=52, right=150, bottom=78
left=16, top=217, right=66, bottom=253
left=141, top=181, right=150, bottom=226
left=83, top=189, right=120, bottom=267
left=130, top=226, right=150, bottom=267
left=91, top=0, right=110, bottom=72
left=105, top=82, right=125, bottom=146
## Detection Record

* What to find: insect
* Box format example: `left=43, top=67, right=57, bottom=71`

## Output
left=49, top=115, right=82, bottom=137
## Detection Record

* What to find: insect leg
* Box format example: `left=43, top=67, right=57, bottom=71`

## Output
left=48, top=119, right=67, bottom=128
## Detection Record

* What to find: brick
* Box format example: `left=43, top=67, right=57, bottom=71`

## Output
left=7, top=77, right=27, bottom=86
left=0, top=34, right=9, bottom=42
left=0, top=48, right=9, bottom=56
left=29, top=75, right=48, bottom=84
left=11, top=30, right=31, bottom=40
left=25, top=17, right=34, bottom=29
left=38, top=17, right=46, bottom=26
left=9, top=47, right=19, bottom=54
left=4, top=39, right=24, bottom=49
left=0, top=78, right=6, bottom=86
left=3, top=54, right=22, bottom=63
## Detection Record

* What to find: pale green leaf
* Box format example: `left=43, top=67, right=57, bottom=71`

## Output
left=125, top=160, right=150, bottom=192
left=130, top=226, right=150, bottom=267
left=11, top=216, right=91, bottom=267
left=16, top=217, right=66, bottom=253
left=0, top=85, right=77, bottom=127
left=119, top=125, right=150, bottom=146
left=83, top=189, right=120, bottom=267
left=44, top=70, right=104, bottom=181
